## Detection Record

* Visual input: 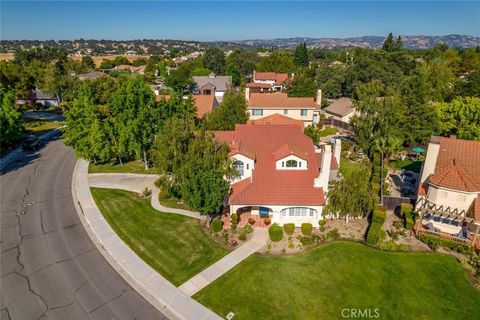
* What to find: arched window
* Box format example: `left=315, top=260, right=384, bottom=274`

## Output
left=286, top=160, right=298, bottom=167
left=280, top=207, right=317, bottom=217
left=233, top=160, right=244, bottom=177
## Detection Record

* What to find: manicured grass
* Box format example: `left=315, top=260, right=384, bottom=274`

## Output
left=318, top=126, right=339, bottom=137
left=91, top=188, right=227, bottom=286
left=340, top=156, right=362, bottom=176
left=390, top=158, right=423, bottom=173
left=88, top=160, right=160, bottom=174
left=23, top=119, right=64, bottom=136
left=194, top=242, right=480, bottom=320
left=159, top=197, right=193, bottom=211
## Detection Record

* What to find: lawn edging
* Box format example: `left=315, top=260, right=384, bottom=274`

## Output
left=72, top=159, right=222, bottom=320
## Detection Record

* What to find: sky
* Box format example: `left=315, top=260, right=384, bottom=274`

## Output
left=1, top=1, right=479, bottom=41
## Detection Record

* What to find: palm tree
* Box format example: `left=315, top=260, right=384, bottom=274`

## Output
left=373, top=136, right=402, bottom=205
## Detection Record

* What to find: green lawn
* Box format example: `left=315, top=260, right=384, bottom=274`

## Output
left=23, top=119, right=64, bottom=136
left=194, top=242, right=480, bottom=320
left=88, top=160, right=160, bottom=174
left=390, top=158, right=423, bottom=173
left=159, top=197, right=193, bottom=211
left=319, top=126, right=339, bottom=137
left=91, top=188, right=227, bottom=285
left=340, top=156, right=362, bottom=176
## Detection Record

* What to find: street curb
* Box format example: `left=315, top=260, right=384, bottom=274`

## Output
left=72, top=159, right=222, bottom=320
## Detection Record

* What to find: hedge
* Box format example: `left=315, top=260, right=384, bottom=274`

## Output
left=367, top=206, right=387, bottom=245
left=400, top=203, right=413, bottom=218
left=301, top=223, right=313, bottom=236
left=372, top=206, right=386, bottom=224
left=417, top=233, right=473, bottom=255
left=268, top=224, right=283, bottom=242
left=210, top=219, right=223, bottom=233
left=283, top=223, right=295, bottom=235
left=243, top=224, right=254, bottom=234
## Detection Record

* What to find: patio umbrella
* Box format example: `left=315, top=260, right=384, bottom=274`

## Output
left=411, top=147, right=426, bottom=154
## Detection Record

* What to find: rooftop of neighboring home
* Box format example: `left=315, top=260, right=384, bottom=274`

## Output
left=215, top=124, right=326, bottom=206
left=193, top=94, right=218, bottom=118
left=421, top=136, right=480, bottom=195
left=253, top=71, right=288, bottom=86
left=77, top=71, right=106, bottom=80
left=247, top=114, right=304, bottom=129
left=324, top=97, right=355, bottom=117
left=248, top=92, right=318, bottom=109
left=192, top=73, right=232, bottom=92
left=34, top=89, right=57, bottom=100
left=112, top=64, right=146, bottom=72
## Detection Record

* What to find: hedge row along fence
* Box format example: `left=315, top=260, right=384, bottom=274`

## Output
left=400, top=203, right=418, bottom=230
left=417, top=233, right=474, bottom=255
left=366, top=206, right=387, bottom=245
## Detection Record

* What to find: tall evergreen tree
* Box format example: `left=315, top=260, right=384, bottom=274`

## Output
left=382, top=33, right=395, bottom=52
left=225, top=63, right=241, bottom=86
left=294, top=42, right=309, bottom=67
left=203, top=48, right=226, bottom=75
left=394, top=36, right=403, bottom=51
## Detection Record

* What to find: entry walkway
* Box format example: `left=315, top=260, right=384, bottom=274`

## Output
left=178, top=228, right=268, bottom=297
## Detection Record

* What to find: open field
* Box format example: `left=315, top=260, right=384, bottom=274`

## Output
left=91, top=188, right=227, bottom=286
left=194, top=241, right=480, bottom=320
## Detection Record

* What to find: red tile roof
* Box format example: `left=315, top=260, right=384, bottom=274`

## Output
left=215, top=124, right=325, bottom=206
left=429, top=137, right=480, bottom=192
left=254, top=72, right=288, bottom=85
left=247, top=114, right=304, bottom=128
left=272, top=143, right=309, bottom=161
left=248, top=93, right=318, bottom=109
left=193, top=95, right=217, bottom=118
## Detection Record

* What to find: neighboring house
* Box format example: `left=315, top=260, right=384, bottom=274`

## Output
left=247, top=113, right=304, bottom=129
left=191, top=73, right=232, bottom=101
left=111, top=64, right=146, bottom=74
left=245, top=71, right=288, bottom=94
left=323, top=97, right=356, bottom=123
left=77, top=71, right=106, bottom=81
left=154, top=94, right=218, bottom=119
left=246, top=92, right=322, bottom=127
left=215, top=124, right=341, bottom=228
left=17, top=89, right=60, bottom=107
left=415, top=136, right=480, bottom=248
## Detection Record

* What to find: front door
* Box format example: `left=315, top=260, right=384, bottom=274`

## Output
left=259, top=207, right=270, bottom=218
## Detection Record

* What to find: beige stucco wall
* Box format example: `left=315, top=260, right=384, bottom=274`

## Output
left=231, top=204, right=324, bottom=227
left=230, top=154, right=255, bottom=184
left=247, top=108, right=320, bottom=127
left=427, top=185, right=479, bottom=214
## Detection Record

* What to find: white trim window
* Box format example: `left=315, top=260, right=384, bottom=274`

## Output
left=281, top=207, right=316, bottom=217
left=284, top=109, right=288, bottom=115
left=300, top=109, right=308, bottom=117
left=286, top=160, right=298, bottom=167
left=233, top=160, right=244, bottom=177
left=252, top=109, right=263, bottom=116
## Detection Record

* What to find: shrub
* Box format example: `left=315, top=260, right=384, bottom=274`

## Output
left=299, top=236, right=313, bottom=246
left=248, top=217, right=256, bottom=225
left=327, top=228, right=340, bottom=240
left=283, top=223, right=295, bottom=235
left=228, top=239, right=238, bottom=247
left=238, top=232, right=247, bottom=241
left=230, top=213, right=238, bottom=223
left=405, top=214, right=415, bottom=230
left=142, top=187, right=152, bottom=197
left=400, top=203, right=413, bottom=218
left=264, top=218, right=271, bottom=225
left=417, top=233, right=473, bottom=255
left=243, top=224, right=254, bottom=234
left=210, top=219, right=223, bottom=234
left=301, top=223, right=313, bottom=236
left=366, top=224, right=386, bottom=245
left=378, top=240, right=409, bottom=252
left=372, top=206, right=386, bottom=224
left=312, top=234, right=321, bottom=244
left=268, top=224, right=283, bottom=242
left=318, top=220, right=326, bottom=226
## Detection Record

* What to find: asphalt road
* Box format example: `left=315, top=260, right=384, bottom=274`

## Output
left=1, top=136, right=167, bottom=320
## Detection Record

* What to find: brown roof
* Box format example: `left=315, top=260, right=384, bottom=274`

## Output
left=248, top=93, right=317, bottom=109
left=429, top=137, right=480, bottom=192
left=272, top=143, right=309, bottom=161
left=254, top=72, right=288, bottom=84
left=247, top=114, right=304, bottom=128
left=324, top=98, right=355, bottom=117
left=193, top=95, right=218, bottom=118
left=113, top=64, right=145, bottom=72
left=214, top=124, right=325, bottom=206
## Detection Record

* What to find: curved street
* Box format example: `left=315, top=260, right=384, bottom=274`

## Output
left=0, top=136, right=167, bottom=320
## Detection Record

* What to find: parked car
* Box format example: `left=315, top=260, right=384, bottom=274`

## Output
left=22, top=135, right=40, bottom=150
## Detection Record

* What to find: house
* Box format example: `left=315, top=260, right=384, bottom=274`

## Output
left=77, top=71, right=106, bottom=81
left=323, top=97, right=356, bottom=123
left=17, top=89, right=60, bottom=108
left=215, top=124, right=342, bottom=228
left=154, top=94, right=218, bottom=119
left=245, top=71, right=289, bottom=94
left=247, top=113, right=304, bottom=129
left=415, top=136, right=480, bottom=248
left=246, top=91, right=322, bottom=127
left=191, top=73, right=232, bottom=101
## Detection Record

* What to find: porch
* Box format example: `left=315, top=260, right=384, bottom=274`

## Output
left=221, top=206, right=272, bottom=229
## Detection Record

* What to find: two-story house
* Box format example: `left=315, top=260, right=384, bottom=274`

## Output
left=191, top=73, right=232, bottom=101
left=415, top=136, right=480, bottom=248
left=246, top=91, right=322, bottom=127
left=245, top=71, right=289, bottom=94
left=215, top=123, right=341, bottom=228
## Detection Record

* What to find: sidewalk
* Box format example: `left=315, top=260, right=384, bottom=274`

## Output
left=88, top=173, right=203, bottom=219
left=178, top=229, right=268, bottom=297
left=73, top=159, right=222, bottom=320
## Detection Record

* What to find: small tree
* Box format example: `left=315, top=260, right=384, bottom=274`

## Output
left=268, top=224, right=283, bottom=242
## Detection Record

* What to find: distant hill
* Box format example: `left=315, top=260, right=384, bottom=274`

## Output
left=226, top=35, right=480, bottom=49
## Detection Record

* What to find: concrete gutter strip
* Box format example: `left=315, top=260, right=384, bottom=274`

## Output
left=72, top=159, right=222, bottom=320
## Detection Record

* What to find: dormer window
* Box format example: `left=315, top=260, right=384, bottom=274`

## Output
left=233, top=160, right=244, bottom=177
left=286, top=160, right=298, bottom=168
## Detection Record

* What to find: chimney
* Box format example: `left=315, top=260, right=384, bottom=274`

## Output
left=245, top=87, right=250, bottom=101
left=253, top=70, right=256, bottom=82
left=314, top=145, right=332, bottom=192
left=334, top=138, right=341, bottom=166
left=316, top=89, right=322, bottom=107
